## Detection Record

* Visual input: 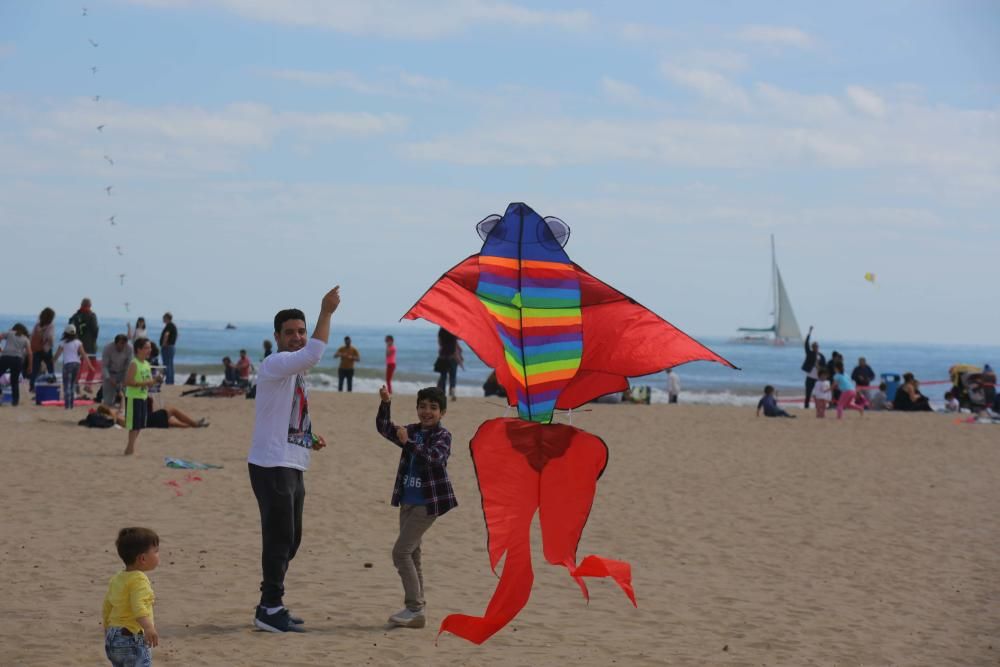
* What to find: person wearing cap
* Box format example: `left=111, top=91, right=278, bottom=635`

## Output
left=159, top=313, right=178, bottom=385
left=102, top=334, right=133, bottom=407
left=54, top=324, right=92, bottom=409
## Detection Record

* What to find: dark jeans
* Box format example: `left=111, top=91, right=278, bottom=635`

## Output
left=437, top=358, right=458, bottom=393
left=804, top=376, right=817, bottom=408
left=337, top=368, right=354, bottom=392
left=30, top=349, right=54, bottom=390
left=161, top=345, right=175, bottom=384
left=249, top=463, right=305, bottom=607
left=0, top=356, right=24, bottom=406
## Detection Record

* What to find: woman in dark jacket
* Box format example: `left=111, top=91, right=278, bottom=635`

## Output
left=801, top=325, right=826, bottom=408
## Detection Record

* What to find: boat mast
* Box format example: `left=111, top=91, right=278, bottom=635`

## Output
left=771, top=234, right=778, bottom=337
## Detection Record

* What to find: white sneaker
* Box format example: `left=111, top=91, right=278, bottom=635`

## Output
left=388, top=608, right=426, bottom=628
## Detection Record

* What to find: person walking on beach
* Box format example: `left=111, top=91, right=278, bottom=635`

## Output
left=101, top=334, right=133, bottom=407
left=69, top=298, right=100, bottom=394
left=29, top=307, right=56, bottom=391
left=666, top=368, right=680, bottom=404
left=385, top=335, right=397, bottom=394
left=53, top=325, right=91, bottom=409
left=375, top=384, right=457, bottom=629
left=0, top=324, right=32, bottom=406
left=102, top=527, right=160, bottom=665
left=334, top=335, right=360, bottom=392
left=159, top=313, right=178, bottom=385
left=123, top=337, right=157, bottom=455
left=435, top=328, right=463, bottom=401
left=832, top=361, right=865, bottom=419
left=813, top=369, right=832, bottom=418
left=801, top=325, right=825, bottom=408
left=248, top=286, right=340, bottom=633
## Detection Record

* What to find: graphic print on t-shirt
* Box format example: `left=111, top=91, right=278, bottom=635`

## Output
left=287, top=374, right=313, bottom=449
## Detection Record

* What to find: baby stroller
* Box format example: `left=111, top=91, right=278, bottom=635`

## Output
left=950, top=364, right=996, bottom=412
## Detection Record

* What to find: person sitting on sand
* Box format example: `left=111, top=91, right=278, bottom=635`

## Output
left=893, top=373, right=932, bottom=411
left=97, top=400, right=209, bottom=429
left=757, top=385, right=796, bottom=418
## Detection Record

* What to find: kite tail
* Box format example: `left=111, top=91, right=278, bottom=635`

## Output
left=438, top=540, right=534, bottom=645
left=571, top=555, right=637, bottom=607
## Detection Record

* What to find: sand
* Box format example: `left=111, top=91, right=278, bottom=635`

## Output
left=0, top=389, right=997, bottom=666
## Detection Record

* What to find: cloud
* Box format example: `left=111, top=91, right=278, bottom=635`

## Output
left=261, top=68, right=389, bottom=95
left=845, top=85, right=887, bottom=118
left=661, top=64, right=752, bottom=110
left=125, top=0, right=592, bottom=39
left=600, top=77, right=644, bottom=106
left=755, top=83, right=844, bottom=121
left=738, top=24, right=814, bottom=48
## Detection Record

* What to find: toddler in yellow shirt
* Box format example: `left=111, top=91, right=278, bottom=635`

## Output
left=102, top=527, right=160, bottom=666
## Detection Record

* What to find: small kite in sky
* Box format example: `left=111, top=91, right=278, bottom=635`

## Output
left=104, top=185, right=113, bottom=196
left=88, top=38, right=98, bottom=47
left=91, top=66, right=98, bottom=75
left=104, top=155, right=114, bottom=166
left=93, top=95, right=101, bottom=102
left=115, top=245, right=123, bottom=256
left=118, top=273, right=126, bottom=286
left=864, top=272, right=876, bottom=285
left=108, top=215, right=116, bottom=226
left=82, top=7, right=88, bottom=17
left=124, top=302, right=130, bottom=312
left=96, top=124, right=105, bottom=132
left=403, top=202, right=735, bottom=644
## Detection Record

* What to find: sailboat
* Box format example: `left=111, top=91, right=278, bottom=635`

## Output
left=735, top=235, right=802, bottom=345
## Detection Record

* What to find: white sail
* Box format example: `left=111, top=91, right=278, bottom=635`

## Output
left=774, top=264, right=801, bottom=341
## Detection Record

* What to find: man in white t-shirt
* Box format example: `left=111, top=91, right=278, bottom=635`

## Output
left=248, top=286, right=340, bottom=633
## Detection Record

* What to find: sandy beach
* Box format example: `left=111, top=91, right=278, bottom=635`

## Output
left=1, top=389, right=997, bottom=666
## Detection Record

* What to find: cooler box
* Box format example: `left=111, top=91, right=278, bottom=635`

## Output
left=35, top=383, right=60, bottom=404
left=881, top=373, right=901, bottom=402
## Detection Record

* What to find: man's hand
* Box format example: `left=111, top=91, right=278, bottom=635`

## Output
left=379, top=385, right=390, bottom=402
left=396, top=426, right=408, bottom=444
left=312, top=434, right=327, bottom=451
left=320, top=286, right=341, bottom=314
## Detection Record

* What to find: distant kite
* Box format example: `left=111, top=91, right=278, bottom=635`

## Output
left=91, top=66, right=98, bottom=75
left=96, top=124, right=105, bottom=132
left=108, top=215, right=116, bottom=225
left=115, top=245, right=123, bottom=256
left=118, top=273, right=126, bottom=286
left=104, top=185, right=113, bottom=196
left=104, top=155, right=114, bottom=166
left=864, top=272, right=876, bottom=285
left=88, top=38, right=98, bottom=47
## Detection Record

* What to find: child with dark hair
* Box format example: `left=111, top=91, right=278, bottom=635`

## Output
left=756, top=385, right=796, bottom=418
left=376, top=384, right=457, bottom=629
left=124, top=337, right=157, bottom=455
left=102, top=527, right=160, bottom=665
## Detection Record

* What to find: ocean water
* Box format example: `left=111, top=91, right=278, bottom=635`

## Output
left=3, top=314, right=997, bottom=408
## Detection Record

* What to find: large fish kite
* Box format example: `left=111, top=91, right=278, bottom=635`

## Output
left=404, top=202, right=734, bottom=644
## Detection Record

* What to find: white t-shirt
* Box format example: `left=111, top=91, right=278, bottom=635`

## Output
left=247, top=338, right=326, bottom=471
left=813, top=379, right=832, bottom=401
left=59, top=339, right=84, bottom=365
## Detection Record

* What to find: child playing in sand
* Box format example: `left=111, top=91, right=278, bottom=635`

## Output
left=103, top=527, right=160, bottom=665
left=375, top=384, right=457, bottom=629
left=813, top=369, right=832, bottom=418
left=124, top=337, right=158, bottom=455
left=832, top=361, right=866, bottom=419
left=756, top=385, right=796, bottom=418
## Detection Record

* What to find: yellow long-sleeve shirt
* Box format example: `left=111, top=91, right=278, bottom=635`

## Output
left=102, top=570, right=155, bottom=634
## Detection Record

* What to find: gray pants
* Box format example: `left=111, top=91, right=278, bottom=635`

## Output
left=392, top=504, right=436, bottom=612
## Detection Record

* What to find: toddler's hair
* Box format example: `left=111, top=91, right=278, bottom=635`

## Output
left=817, top=369, right=828, bottom=378
left=116, top=527, right=160, bottom=566
left=763, top=385, right=775, bottom=395
left=417, top=386, right=448, bottom=412
left=132, top=337, right=150, bottom=354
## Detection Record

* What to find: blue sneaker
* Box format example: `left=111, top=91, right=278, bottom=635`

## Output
left=254, top=606, right=305, bottom=633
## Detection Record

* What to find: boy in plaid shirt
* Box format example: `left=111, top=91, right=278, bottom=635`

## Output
left=376, top=385, right=457, bottom=628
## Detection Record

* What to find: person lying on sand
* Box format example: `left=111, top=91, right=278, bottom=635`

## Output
left=98, top=400, right=209, bottom=429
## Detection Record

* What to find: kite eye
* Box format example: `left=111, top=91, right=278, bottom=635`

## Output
left=476, top=214, right=502, bottom=241
left=539, top=216, right=570, bottom=249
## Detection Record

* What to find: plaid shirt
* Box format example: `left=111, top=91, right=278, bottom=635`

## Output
left=376, top=400, right=457, bottom=517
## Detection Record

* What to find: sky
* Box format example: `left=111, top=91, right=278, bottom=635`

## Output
left=0, top=0, right=998, bottom=344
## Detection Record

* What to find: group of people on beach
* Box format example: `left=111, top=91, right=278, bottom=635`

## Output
left=103, top=286, right=459, bottom=664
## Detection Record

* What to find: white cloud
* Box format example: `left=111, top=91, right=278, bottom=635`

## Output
left=600, top=77, right=644, bottom=105
left=661, top=64, right=752, bottom=111
left=845, top=85, right=887, bottom=118
left=261, top=68, right=389, bottom=95
left=738, top=24, right=813, bottom=48
left=755, top=83, right=844, bottom=121
left=126, top=0, right=592, bottom=38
